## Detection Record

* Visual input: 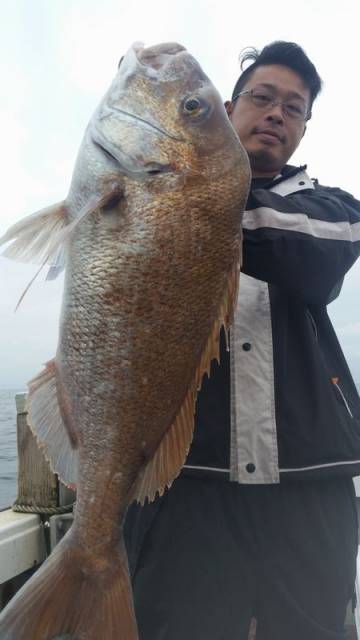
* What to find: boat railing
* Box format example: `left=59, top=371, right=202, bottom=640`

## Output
left=0, top=393, right=75, bottom=611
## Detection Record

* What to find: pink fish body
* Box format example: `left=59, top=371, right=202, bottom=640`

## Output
left=0, top=42, right=250, bottom=639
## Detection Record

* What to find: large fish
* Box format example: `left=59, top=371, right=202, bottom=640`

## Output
left=0, top=42, right=250, bottom=639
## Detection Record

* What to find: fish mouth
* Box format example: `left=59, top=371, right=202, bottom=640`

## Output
left=102, top=42, right=188, bottom=143
left=136, top=42, right=187, bottom=69
left=92, top=135, right=175, bottom=179
left=118, top=42, right=186, bottom=70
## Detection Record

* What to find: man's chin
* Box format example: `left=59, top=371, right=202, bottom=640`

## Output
left=247, top=149, right=284, bottom=177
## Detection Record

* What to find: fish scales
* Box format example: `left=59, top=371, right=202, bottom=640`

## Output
left=0, top=42, right=250, bottom=639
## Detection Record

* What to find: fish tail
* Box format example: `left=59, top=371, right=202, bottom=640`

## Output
left=0, top=530, right=138, bottom=640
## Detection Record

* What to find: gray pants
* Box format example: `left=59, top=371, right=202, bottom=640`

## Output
left=124, top=474, right=358, bottom=640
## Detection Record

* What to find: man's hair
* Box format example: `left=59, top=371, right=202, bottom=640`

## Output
left=231, top=41, right=322, bottom=110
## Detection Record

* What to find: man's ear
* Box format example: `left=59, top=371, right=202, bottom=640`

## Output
left=224, top=100, right=233, bottom=117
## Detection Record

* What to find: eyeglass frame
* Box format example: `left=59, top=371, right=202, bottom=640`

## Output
left=232, top=89, right=311, bottom=122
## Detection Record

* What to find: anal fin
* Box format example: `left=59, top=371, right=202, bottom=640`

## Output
left=27, top=360, right=78, bottom=487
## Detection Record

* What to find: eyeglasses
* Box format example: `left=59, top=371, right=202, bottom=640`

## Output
left=232, top=90, right=311, bottom=121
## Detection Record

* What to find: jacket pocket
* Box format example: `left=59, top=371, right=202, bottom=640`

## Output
left=331, top=378, right=354, bottom=419
left=307, top=309, right=318, bottom=340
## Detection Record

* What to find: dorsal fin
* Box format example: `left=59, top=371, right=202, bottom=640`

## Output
left=131, top=255, right=240, bottom=505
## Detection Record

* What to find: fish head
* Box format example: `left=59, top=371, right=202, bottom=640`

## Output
left=73, top=42, right=249, bottom=202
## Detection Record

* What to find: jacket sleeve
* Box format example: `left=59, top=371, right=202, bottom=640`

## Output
left=242, top=184, right=360, bottom=304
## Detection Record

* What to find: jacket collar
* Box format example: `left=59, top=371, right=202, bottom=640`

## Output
left=268, top=164, right=315, bottom=196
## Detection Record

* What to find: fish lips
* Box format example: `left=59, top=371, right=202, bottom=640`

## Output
left=135, top=42, right=187, bottom=70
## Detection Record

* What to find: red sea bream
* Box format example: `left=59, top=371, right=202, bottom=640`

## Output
left=0, top=42, right=250, bottom=639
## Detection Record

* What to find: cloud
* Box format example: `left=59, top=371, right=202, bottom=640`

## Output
left=2, top=0, right=360, bottom=390
left=337, top=323, right=360, bottom=338
left=0, top=258, right=63, bottom=388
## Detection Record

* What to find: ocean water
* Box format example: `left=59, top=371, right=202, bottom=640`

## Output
left=0, top=389, right=20, bottom=510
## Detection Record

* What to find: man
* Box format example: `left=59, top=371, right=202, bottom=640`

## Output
left=125, top=41, right=360, bottom=639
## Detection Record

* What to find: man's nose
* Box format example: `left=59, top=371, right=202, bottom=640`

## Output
left=266, top=105, right=284, bottom=124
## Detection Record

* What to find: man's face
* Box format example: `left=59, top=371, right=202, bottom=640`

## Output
left=226, top=64, right=311, bottom=178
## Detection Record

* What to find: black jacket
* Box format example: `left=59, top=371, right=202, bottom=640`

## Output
left=184, top=165, right=360, bottom=483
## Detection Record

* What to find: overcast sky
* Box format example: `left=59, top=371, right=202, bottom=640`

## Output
left=0, top=0, right=359, bottom=389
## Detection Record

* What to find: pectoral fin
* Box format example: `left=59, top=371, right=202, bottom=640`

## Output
left=1, top=185, right=124, bottom=307
left=0, top=201, right=68, bottom=273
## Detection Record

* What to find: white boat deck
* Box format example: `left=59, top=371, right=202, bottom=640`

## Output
left=0, top=509, right=46, bottom=584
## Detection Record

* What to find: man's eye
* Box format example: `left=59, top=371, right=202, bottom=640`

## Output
left=252, top=93, right=272, bottom=105
left=285, top=103, right=304, bottom=116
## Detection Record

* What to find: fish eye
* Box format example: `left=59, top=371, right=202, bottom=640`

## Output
left=183, top=97, right=202, bottom=115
